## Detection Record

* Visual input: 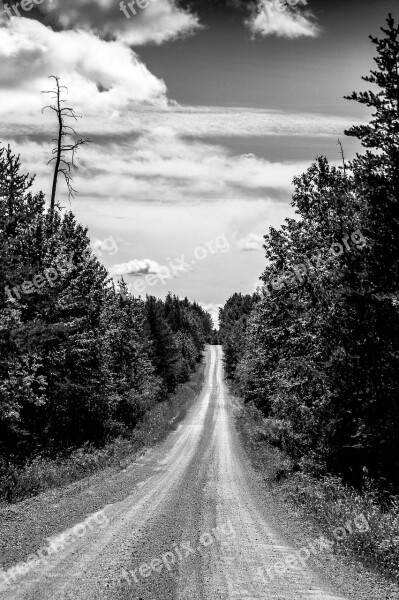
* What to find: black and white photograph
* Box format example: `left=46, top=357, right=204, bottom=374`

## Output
left=0, top=0, right=399, bottom=598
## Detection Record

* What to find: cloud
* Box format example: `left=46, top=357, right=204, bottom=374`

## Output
left=115, top=0, right=202, bottom=46
left=17, top=0, right=202, bottom=47
left=236, top=232, right=264, bottom=251
left=246, top=0, right=320, bottom=39
left=0, top=17, right=167, bottom=119
left=109, top=258, right=163, bottom=276
left=124, top=106, right=351, bottom=139
left=2, top=127, right=315, bottom=208
left=0, top=104, right=355, bottom=142
left=0, top=12, right=341, bottom=214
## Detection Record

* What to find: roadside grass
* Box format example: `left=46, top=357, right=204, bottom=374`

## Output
left=236, top=399, right=399, bottom=583
left=0, top=359, right=206, bottom=506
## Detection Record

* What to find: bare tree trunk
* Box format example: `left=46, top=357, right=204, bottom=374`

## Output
left=42, top=76, right=89, bottom=234
left=50, top=78, right=62, bottom=229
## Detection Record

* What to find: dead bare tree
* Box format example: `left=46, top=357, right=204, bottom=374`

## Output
left=42, top=75, right=89, bottom=228
left=337, top=138, right=347, bottom=177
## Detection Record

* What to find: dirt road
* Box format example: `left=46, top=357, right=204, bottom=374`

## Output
left=1, top=346, right=396, bottom=599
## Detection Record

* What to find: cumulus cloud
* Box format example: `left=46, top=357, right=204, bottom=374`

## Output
left=246, top=0, right=320, bottom=39
left=236, top=232, right=264, bottom=251
left=17, top=0, right=202, bottom=47
left=0, top=17, right=167, bottom=119
left=0, top=7, right=337, bottom=215
left=109, top=258, right=163, bottom=276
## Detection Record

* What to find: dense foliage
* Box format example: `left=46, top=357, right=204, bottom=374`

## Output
left=145, top=293, right=213, bottom=391
left=218, top=293, right=259, bottom=380
left=0, top=150, right=212, bottom=468
left=220, top=15, right=399, bottom=492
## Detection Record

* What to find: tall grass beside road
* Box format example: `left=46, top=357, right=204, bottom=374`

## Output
left=236, top=399, right=399, bottom=583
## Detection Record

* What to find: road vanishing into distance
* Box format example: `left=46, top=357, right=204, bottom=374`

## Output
left=1, top=347, right=384, bottom=600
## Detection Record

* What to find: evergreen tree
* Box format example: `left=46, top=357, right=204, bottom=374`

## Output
left=145, top=295, right=180, bottom=393
left=222, top=15, right=399, bottom=490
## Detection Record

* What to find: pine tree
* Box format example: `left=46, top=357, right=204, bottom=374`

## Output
left=345, top=14, right=399, bottom=290
left=145, top=296, right=180, bottom=393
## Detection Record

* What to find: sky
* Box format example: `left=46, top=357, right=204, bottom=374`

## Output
left=0, top=0, right=397, bottom=326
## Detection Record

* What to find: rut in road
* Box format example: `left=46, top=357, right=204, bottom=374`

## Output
left=3, top=346, right=350, bottom=600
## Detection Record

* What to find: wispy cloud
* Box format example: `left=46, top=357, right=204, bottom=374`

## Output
left=0, top=103, right=355, bottom=141
left=9, top=132, right=311, bottom=205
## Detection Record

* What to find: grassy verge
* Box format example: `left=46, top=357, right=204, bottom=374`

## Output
left=0, top=359, right=206, bottom=506
left=236, top=399, right=399, bottom=583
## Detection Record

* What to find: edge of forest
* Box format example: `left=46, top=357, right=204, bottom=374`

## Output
left=0, top=356, right=206, bottom=506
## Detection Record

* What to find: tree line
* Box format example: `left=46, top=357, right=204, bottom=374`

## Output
left=0, top=147, right=213, bottom=469
left=219, top=15, right=399, bottom=493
